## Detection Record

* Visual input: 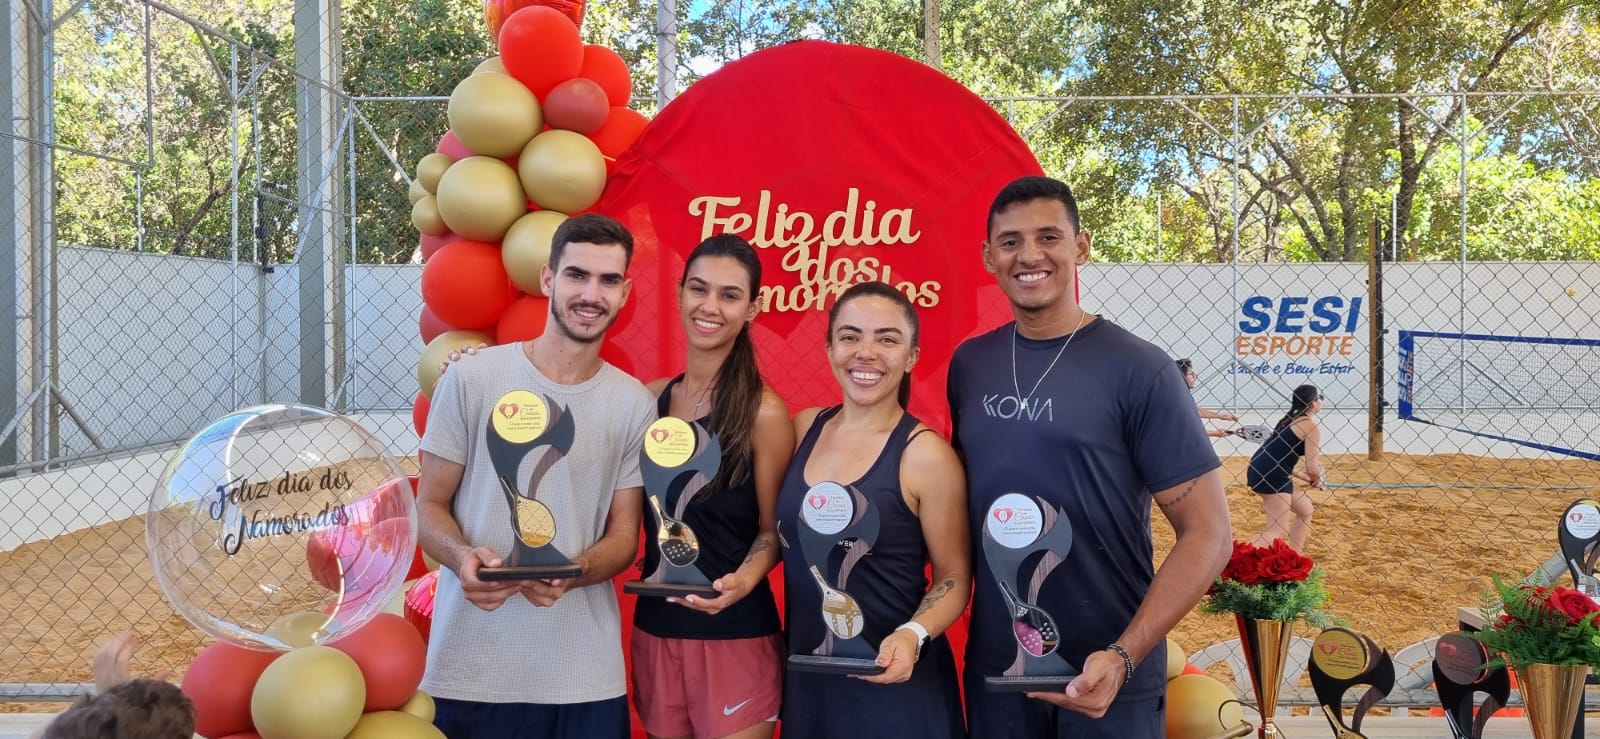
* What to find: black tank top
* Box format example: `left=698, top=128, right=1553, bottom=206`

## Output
left=633, top=376, right=781, bottom=639
left=778, top=406, right=930, bottom=655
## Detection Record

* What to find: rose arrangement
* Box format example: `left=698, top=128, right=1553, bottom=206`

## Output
left=1473, top=575, right=1600, bottom=669
left=1199, top=539, right=1333, bottom=626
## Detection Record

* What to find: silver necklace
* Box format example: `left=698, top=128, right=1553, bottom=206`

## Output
left=1011, top=313, right=1089, bottom=410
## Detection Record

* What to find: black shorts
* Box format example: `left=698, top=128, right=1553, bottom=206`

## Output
left=433, top=695, right=629, bottom=739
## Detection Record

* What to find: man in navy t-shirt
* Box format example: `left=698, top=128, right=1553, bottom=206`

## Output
left=949, top=176, right=1233, bottom=738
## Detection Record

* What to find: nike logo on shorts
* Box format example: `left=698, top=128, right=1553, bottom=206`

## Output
left=723, top=699, right=752, bottom=716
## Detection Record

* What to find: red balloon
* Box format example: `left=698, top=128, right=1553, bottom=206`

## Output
left=588, top=106, right=649, bottom=160
left=182, top=642, right=279, bottom=738
left=543, top=77, right=610, bottom=134
left=436, top=130, right=472, bottom=161
left=580, top=44, right=631, bottom=108
left=498, top=6, right=584, bottom=98
left=1181, top=662, right=1206, bottom=676
left=306, top=515, right=413, bottom=608
left=404, top=571, right=439, bottom=644
left=496, top=294, right=550, bottom=344
left=218, top=734, right=263, bottom=739
left=330, top=613, right=428, bottom=712
left=422, top=241, right=519, bottom=330
left=403, top=475, right=429, bottom=581
left=418, top=231, right=458, bottom=262
left=486, top=0, right=584, bottom=37
left=411, top=392, right=431, bottom=439
left=418, top=306, right=455, bottom=345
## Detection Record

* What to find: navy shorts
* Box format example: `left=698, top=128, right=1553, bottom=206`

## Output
left=433, top=695, right=629, bottom=739
left=965, top=681, right=1165, bottom=739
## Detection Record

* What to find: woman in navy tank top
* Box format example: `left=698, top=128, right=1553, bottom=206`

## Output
left=631, top=235, right=795, bottom=739
left=776, top=282, right=971, bottom=738
left=1246, top=384, right=1324, bottom=550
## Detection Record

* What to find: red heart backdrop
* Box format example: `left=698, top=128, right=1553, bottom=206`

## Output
left=599, top=40, right=1043, bottom=435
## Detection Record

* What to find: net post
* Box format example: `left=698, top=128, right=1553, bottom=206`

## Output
left=1368, top=218, right=1385, bottom=461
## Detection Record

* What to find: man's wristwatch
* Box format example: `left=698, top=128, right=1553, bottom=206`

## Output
left=896, top=621, right=931, bottom=661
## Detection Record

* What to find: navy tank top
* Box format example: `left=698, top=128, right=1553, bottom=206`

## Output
left=1248, top=420, right=1308, bottom=494
left=632, top=376, right=781, bottom=639
left=776, top=406, right=966, bottom=738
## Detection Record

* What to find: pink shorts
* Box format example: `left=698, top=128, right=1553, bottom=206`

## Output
left=630, top=630, right=783, bottom=739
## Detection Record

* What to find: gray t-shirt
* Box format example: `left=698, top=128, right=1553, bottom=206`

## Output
left=418, top=343, right=654, bottom=704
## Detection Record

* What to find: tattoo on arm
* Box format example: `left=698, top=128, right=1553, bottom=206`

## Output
left=915, top=578, right=957, bottom=616
left=742, top=537, right=773, bottom=565
left=1155, top=478, right=1199, bottom=508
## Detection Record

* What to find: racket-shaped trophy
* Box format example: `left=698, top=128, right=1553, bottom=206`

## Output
left=1558, top=499, right=1600, bottom=589
left=478, top=390, right=582, bottom=581
left=625, top=417, right=722, bottom=599
left=1433, top=631, right=1511, bottom=739
left=982, top=492, right=1076, bottom=691
left=1229, top=425, right=1273, bottom=443
left=788, top=481, right=884, bottom=676
left=1307, top=627, right=1395, bottom=739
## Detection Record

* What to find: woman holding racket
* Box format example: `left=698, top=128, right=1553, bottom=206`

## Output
left=776, top=282, right=970, bottom=738
left=1247, top=384, right=1324, bottom=550
left=631, top=234, right=795, bottom=739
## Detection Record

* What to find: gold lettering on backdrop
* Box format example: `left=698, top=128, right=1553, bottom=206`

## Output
left=686, top=188, right=939, bottom=312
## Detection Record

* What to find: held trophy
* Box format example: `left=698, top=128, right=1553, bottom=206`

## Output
left=1433, top=631, right=1511, bottom=739
left=624, top=416, right=723, bottom=599
left=1558, top=499, right=1600, bottom=590
left=1307, top=627, right=1395, bottom=739
left=787, top=481, right=885, bottom=676
left=981, top=492, right=1076, bottom=691
left=478, top=390, right=582, bottom=581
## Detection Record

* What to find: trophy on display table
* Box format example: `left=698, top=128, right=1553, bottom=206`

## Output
left=1307, top=627, right=1395, bottom=739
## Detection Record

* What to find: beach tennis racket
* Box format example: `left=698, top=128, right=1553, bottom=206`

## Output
left=1229, top=425, right=1272, bottom=443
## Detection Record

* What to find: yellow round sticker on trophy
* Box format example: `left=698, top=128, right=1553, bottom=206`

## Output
left=644, top=417, right=696, bottom=468
left=491, top=390, right=548, bottom=444
left=1310, top=628, right=1369, bottom=681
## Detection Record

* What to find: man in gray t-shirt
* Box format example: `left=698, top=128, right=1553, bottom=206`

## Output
left=417, top=214, right=655, bottom=739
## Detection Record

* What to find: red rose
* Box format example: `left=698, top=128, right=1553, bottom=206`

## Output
left=1550, top=587, right=1600, bottom=625
left=1221, top=541, right=1265, bottom=585
left=1254, top=539, right=1314, bottom=583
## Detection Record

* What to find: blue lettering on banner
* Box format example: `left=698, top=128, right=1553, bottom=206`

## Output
left=1234, top=294, right=1364, bottom=378
left=1237, top=296, right=1362, bottom=334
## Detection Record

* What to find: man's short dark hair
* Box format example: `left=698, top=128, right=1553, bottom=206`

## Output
left=549, top=213, right=635, bottom=270
left=1176, top=358, right=1194, bottom=374
left=43, top=679, right=195, bottom=739
left=987, top=176, right=1082, bottom=235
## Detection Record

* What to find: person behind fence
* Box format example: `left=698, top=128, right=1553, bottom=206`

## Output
left=415, top=213, right=656, bottom=739
left=948, top=175, right=1232, bottom=739
left=629, top=234, right=794, bottom=739
left=1177, top=358, right=1237, bottom=438
left=776, top=281, right=971, bottom=738
left=1247, top=383, right=1324, bottom=551
left=35, top=631, right=194, bottom=739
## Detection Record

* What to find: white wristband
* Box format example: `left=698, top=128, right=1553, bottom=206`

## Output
left=895, top=621, right=931, bottom=660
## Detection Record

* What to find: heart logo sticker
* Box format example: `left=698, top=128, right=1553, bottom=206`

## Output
left=807, top=494, right=826, bottom=510
left=993, top=508, right=1014, bottom=524
left=498, top=403, right=519, bottom=418
left=651, top=428, right=670, bottom=444
left=1318, top=640, right=1339, bottom=655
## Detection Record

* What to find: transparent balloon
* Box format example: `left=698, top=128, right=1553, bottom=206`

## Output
left=147, top=405, right=416, bottom=651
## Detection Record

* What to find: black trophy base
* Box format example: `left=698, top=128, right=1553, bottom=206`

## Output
left=787, top=654, right=886, bottom=676
left=623, top=580, right=720, bottom=599
left=477, top=564, right=583, bottom=581
left=984, top=674, right=1074, bottom=692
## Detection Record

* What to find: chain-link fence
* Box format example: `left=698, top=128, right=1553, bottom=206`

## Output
left=4, top=0, right=1600, bottom=717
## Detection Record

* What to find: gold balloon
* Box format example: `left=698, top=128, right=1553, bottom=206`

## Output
left=1165, top=637, right=1187, bottom=681
left=251, top=646, right=366, bottom=739
left=518, top=130, right=606, bottom=214
left=473, top=56, right=506, bottom=76
left=398, top=690, right=436, bottom=723
left=502, top=211, right=568, bottom=296
left=407, top=179, right=430, bottom=205
left=434, top=157, right=527, bottom=242
left=411, top=195, right=448, bottom=236
left=345, top=710, right=445, bottom=739
left=446, top=72, right=542, bottom=159
left=418, top=329, right=493, bottom=399
left=1165, top=674, right=1246, bottom=739
left=265, top=611, right=332, bottom=649
left=416, top=153, right=453, bottom=193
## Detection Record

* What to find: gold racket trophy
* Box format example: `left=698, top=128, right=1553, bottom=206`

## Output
left=478, top=390, right=581, bottom=581
left=788, top=481, right=883, bottom=676
left=625, top=417, right=723, bottom=598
